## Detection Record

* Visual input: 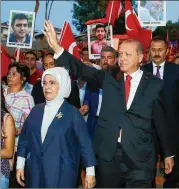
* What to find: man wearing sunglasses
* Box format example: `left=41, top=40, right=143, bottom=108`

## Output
left=9, top=13, right=30, bottom=44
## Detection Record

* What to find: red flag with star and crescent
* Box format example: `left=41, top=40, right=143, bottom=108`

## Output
left=125, top=1, right=152, bottom=51
left=58, top=21, right=81, bottom=60
left=85, top=0, right=122, bottom=26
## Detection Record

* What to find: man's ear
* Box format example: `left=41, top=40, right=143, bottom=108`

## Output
left=139, top=53, right=144, bottom=63
left=166, top=48, right=169, bottom=56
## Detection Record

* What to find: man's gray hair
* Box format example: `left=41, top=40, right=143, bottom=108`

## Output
left=122, top=39, right=144, bottom=54
left=101, top=46, right=118, bottom=58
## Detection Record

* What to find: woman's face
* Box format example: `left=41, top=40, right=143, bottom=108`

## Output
left=43, top=74, right=59, bottom=101
left=7, top=67, right=23, bottom=87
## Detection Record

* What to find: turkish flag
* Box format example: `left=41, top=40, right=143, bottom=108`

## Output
left=1, top=45, right=11, bottom=77
left=85, top=0, right=122, bottom=26
left=125, top=1, right=151, bottom=50
left=58, top=21, right=81, bottom=60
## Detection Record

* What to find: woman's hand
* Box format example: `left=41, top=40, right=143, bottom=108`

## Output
left=16, top=126, right=23, bottom=136
left=16, top=169, right=25, bottom=187
left=79, top=105, right=89, bottom=115
left=85, top=175, right=96, bottom=188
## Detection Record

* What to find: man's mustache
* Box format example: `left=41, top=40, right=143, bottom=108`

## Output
left=154, top=56, right=161, bottom=58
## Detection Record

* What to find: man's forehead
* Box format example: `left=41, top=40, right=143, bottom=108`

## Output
left=82, top=51, right=88, bottom=54
left=96, top=28, right=105, bottom=31
left=150, top=41, right=166, bottom=48
left=25, top=54, right=36, bottom=58
left=44, top=55, right=54, bottom=60
left=14, top=19, right=28, bottom=23
left=119, top=43, right=136, bottom=52
left=101, top=51, right=114, bottom=56
left=9, top=66, right=17, bottom=71
left=44, top=60, right=54, bottom=64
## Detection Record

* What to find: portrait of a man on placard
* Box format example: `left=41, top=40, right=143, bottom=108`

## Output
left=138, top=0, right=166, bottom=27
left=87, top=23, right=113, bottom=59
left=7, top=10, right=35, bottom=49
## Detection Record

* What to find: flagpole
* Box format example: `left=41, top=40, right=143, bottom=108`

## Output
left=16, top=48, right=20, bottom=62
left=58, top=21, right=67, bottom=45
left=59, top=21, right=68, bottom=45
left=106, top=0, right=114, bottom=39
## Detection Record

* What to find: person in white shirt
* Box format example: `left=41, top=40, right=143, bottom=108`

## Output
left=16, top=67, right=96, bottom=188
left=42, top=20, right=174, bottom=188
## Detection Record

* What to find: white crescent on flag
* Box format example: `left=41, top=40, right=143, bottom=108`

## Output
left=126, top=10, right=133, bottom=31
left=68, top=42, right=77, bottom=54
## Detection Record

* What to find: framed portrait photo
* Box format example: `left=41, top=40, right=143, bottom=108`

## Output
left=138, top=0, right=166, bottom=27
left=6, top=10, right=36, bottom=49
left=87, top=23, right=113, bottom=59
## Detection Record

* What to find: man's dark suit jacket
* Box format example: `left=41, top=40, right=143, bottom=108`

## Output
left=31, top=79, right=81, bottom=109
left=143, top=62, right=179, bottom=153
left=55, top=50, right=173, bottom=170
left=83, top=84, right=100, bottom=138
left=84, top=67, right=120, bottom=138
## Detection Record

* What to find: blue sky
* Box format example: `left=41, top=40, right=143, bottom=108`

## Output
left=2, top=1, right=179, bottom=35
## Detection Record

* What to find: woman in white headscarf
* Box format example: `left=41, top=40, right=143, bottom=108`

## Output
left=16, top=67, right=96, bottom=188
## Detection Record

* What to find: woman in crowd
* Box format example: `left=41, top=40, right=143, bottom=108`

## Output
left=3, top=63, right=35, bottom=187
left=1, top=89, right=15, bottom=188
left=16, top=67, right=96, bottom=188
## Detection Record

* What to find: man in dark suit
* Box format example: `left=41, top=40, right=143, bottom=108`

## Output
left=43, top=20, right=174, bottom=187
left=143, top=36, right=179, bottom=188
left=84, top=46, right=119, bottom=138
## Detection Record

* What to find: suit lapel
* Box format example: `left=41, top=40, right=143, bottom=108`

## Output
left=129, top=71, right=149, bottom=110
left=41, top=100, right=68, bottom=152
left=115, top=71, right=126, bottom=111
left=35, top=103, right=45, bottom=146
left=163, top=62, right=170, bottom=81
left=145, top=63, right=153, bottom=74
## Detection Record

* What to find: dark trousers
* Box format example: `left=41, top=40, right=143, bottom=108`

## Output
left=163, top=149, right=179, bottom=188
left=96, top=145, right=154, bottom=188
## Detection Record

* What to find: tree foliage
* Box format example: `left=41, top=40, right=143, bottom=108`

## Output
left=72, top=0, right=107, bottom=33
left=72, top=0, right=137, bottom=33
left=72, top=0, right=179, bottom=40
left=153, top=19, right=179, bottom=40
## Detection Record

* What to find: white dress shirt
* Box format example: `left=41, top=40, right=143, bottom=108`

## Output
left=96, top=89, right=103, bottom=116
left=118, top=69, right=143, bottom=142
left=78, top=81, right=87, bottom=106
left=124, top=69, right=143, bottom=110
left=152, top=61, right=165, bottom=80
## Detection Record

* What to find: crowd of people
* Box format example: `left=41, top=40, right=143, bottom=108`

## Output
left=1, top=20, right=179, bottom=188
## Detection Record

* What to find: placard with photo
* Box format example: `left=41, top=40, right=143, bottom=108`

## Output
left=6, top=10, right=35, bottom=49
left=87, top=23, right=113, bottom=59
left=138, top=0, right=166, bottom=27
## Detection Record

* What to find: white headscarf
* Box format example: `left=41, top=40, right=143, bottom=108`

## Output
left=40, top=67, right=71, bottom=143
left=41, top=67, right=71, bottom=105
